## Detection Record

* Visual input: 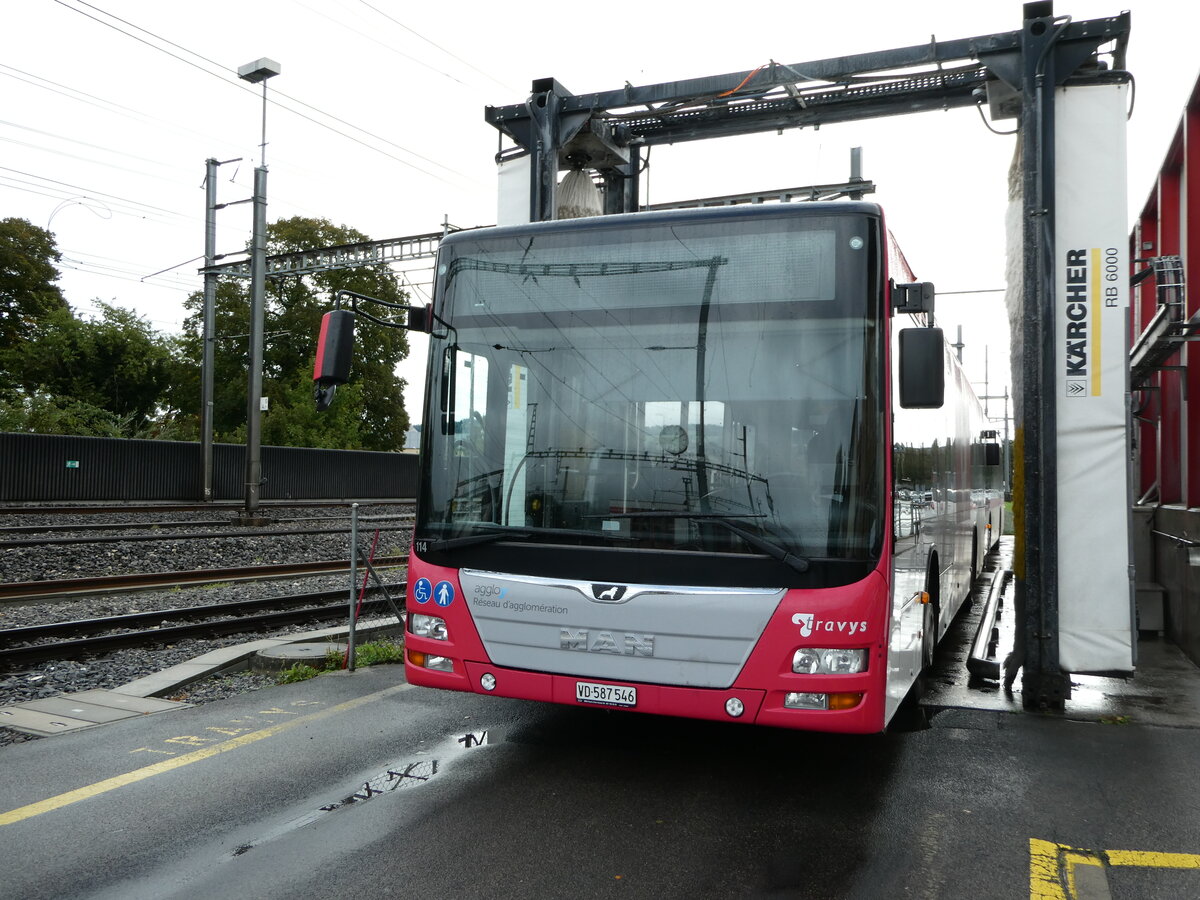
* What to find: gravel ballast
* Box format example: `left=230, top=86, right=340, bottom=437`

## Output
left=0, top=504, right=411, bottom=747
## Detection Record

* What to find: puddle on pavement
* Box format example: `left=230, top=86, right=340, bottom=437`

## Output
left=231, top=728, right=492, bottom=856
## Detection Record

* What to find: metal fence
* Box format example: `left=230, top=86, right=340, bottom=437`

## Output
left=0, top=433, right=418, bottom=502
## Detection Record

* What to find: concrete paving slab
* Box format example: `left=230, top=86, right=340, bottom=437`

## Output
left=66, top=690, right=190, bottom=713
left=0, top=706, right=98, bottom=737
left=19, top=697, right=143, bottom=724
left=113, top=662, right=221, bottom=698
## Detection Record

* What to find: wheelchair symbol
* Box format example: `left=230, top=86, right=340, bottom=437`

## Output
left=413, top=577, right=432, bottom=604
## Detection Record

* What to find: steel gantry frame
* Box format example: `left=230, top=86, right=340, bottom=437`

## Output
left=482, top=2, right=1131, bottom=708
left=202, top=230, right=451, bottom=280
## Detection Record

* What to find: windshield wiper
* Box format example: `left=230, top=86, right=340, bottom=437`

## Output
left=593, top=512, right=810, bottom=574
left=708, top=517, right=810, bottom=574
left=420, top=524, right=634, bottom=553
left=421, top=527, right=532, bottom=552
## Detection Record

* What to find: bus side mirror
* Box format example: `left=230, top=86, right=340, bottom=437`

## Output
left=407, top=303, right=432, bottom=333
left=979, top=429, right=1001, bottom=465
left=899, top=327, right=945, bottom=409
left=313, top=309, right=355, bottom=411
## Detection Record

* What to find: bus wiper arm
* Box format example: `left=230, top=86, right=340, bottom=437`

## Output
left=423, top=525, right=635, bottom=552
left=425, top=528, right=532, bottom=552
left=594, top=512, right=765, bottom=520
left=708, top=517, right=810, bottom=574
left=597, top=512, right=809, bottom=574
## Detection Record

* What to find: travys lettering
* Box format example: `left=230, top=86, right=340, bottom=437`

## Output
left=791, top=613, right=869, bottom=637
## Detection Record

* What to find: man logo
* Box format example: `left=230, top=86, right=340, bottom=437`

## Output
left=591, top=584, right=627, bottom=602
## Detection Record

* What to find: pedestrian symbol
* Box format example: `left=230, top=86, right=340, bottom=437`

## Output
left=434, top=581, right=455, bottom=608
left=413, top=577, right=432, bottom=605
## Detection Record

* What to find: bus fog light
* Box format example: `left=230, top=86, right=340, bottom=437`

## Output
left=480, top=673, right=497, bottom=691
left=820, top=649, right=868, bottom=674
left=725, top=697, right=745, bottom=718
left=785, top=692, right=829, bottom=710
left=407, top=650, right=453, bottom=672
left=409, top=613, right=448, bottom=641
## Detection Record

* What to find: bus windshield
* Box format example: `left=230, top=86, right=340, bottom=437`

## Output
left=418, top=209, right=885, bottom=581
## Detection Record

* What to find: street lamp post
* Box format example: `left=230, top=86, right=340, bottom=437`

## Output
left=234, top=58, right=280, bottom=526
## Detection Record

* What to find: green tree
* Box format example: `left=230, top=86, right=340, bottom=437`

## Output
left=0, top=393, right=125, bottom=437
left=173, top=217, right=411, bottom=451
left=2, top=302, right=175, bottom=435
left=0, top=218, right=70, bottom=387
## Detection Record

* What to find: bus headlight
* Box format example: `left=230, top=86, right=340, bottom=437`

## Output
left=792, top=648, right=868, bottom=674
left=820, top=649, right=868, bottom=674
left=409, top=613, right=448, bottom=641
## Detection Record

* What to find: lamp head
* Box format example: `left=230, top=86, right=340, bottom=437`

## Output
left=238, top=58, right=281, bottom=84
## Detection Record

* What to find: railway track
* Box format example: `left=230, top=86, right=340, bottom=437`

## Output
left=0, top=522, right=412, bottom=548
left=0, top=504, right=415, bottom=717
left=0, top=556, right=409, bottom=604
left=0, top=514, right=414, bottom=539
left=0, top=582, right=408, bottom=670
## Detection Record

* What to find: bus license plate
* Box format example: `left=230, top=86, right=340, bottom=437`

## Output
left=575, top=681, right=637, bottom=708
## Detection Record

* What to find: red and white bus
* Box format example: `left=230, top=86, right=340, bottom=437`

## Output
left=392, top=201, right=1002, bottom=733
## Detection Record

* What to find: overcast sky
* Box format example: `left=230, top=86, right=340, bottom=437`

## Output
left=4, top=1, right=1197, bottom=426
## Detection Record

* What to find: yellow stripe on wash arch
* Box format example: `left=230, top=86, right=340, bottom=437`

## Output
left=1090, top=247, right=1101, bottom=397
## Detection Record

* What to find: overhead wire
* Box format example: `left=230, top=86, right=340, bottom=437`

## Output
left=0, top=165, right=191, bottom=221
left=56, top=0, right=481, bottom=186
left=56, top=257, right=195, bottom=295
left=0, top=118, right=191, bottom=173
left=0, top=179, right=182, bottom=229
left=291, top=0, right=471, bottom=89
left=4, top=46, right=442, bottom=231
left=355, top=0, right=522, bottom=94
left=0, top=134, right=200, bottom=193
left=1, top=64, right=335, bottom=219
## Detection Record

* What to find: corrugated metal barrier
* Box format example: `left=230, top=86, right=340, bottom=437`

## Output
left=0, top=433, right=418, bottom=502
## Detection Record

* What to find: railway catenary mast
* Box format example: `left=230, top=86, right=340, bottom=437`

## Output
left=314, top=1, right=1128, bottom=724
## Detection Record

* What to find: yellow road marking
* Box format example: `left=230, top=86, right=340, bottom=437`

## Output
left=0, top=682, right=412, bottom=826
left=1031, top=838, right=1200, bottom=899
left=1105, top=849, right=1200, bottom=869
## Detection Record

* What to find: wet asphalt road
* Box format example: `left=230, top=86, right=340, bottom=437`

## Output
left=2, top=663, right=1199, bottom=900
